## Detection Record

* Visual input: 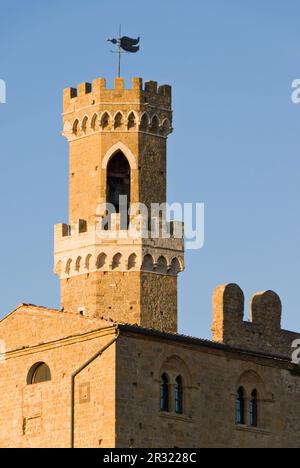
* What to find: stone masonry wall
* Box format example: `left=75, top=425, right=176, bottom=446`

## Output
left=139, top=133, right=167, bottom=212
left=141, top=272, right=177, bottom=332
left=0, top=311, right=117, bottom=448
left=116, top=329, right=300, bottom=448
left=61, top=271, right=178, bottom=333
left=61, top=271, right=141, bottom=324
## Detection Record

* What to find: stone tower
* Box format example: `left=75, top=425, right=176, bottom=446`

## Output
left=54, top=77, right=184, bottom=333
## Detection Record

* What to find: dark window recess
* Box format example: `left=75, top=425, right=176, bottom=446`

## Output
left=249, top=389, right=258, bottom=427
left=27, top=363, right=51, bottom=385
left=160, top=373, right=169, bottom=412
left=236, top=387, right=245, bottom=425
left=106, top=151, right=130, bottom=229
left=175, top=375, right=183, bottom=414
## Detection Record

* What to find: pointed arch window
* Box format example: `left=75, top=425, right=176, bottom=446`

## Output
left=114, top=112, right=123, bottom=130
left=236, top=387, right=245, bottom=425
left=151, top=115, right=159, bottom=133
left=249, top=389, right=258, bottom=427
left=140, top=113, right=149, bottom=132
left=175, top=376, right=183, bottom=414
left=128, top=112, right=136, bottom=130
left=100, top=112, right=110, bottom=130
left=107, top=151, right=131, bottom=229
left=160, top=373, right=169, bottom=412
left=73, top=119, right=79, bottom=136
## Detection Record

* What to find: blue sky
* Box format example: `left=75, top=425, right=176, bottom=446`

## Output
left=0, top=0, right=300, bottom=338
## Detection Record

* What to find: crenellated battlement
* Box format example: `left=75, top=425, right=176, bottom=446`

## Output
left=54, top=215, right=184, bottom=280
left=63, top=78, right=173, bottom=141
left=63, top=77, right=171, bottom=112
left=62, top=77, right=173, bottom=141
left=212, top=284, right=300, bottom=357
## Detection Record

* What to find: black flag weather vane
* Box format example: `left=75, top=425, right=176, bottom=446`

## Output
left=108, top=27, right=140, bottom=77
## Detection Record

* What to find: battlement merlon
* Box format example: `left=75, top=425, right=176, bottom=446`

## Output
left=211, top=283, right=300, bottom=358
left=63, top=77, right=172, bottom=115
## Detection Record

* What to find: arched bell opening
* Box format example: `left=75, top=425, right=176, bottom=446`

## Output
left=106, top=151, right=131, bottom=229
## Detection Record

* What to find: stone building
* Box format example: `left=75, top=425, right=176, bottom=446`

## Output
left=0, top=76, right=300, bottom=448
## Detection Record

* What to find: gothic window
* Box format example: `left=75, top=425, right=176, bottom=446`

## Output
left=82, top=116, right=88, bottom=134
left=112, top=253, right=122, bottom=270
left=151, top=115, right=159, bottom=134
left=156, top=256, right=168, bottom=275
left=27, top=363, right=51, bottom=385
left=249, top=389, right=258, bottom=427
left=107, top=151, right=131, bottom=228
left=114, top=112, right=123, bottom=130
left=128, top=112, right=136, bottom=130
left=236, top=387, right=245, bottom=425
left=142, top=254, right=154, bottom=272
left=85, top=254, right=92, bottom=270
left=128, top=253, right=137, bottom=270
left=96, top=253, right=107, bottom=269
left=175, top=375, right=183, bottom=414
left=100, top=112, right=110, bottom=130
left=160, top=373, right=169, bottom=412
left=91, top=113, right=99, bottom=131
left=72, top=119, right=79, bottom=136
left=140, top=113, right=149, bottom=132
left=75, top=256, right=82, bottom=272
left=169, top=258, right=181, bottom=276
left=161, top=118, right=171, bottom=137
left=66, top=259, right=72, bottom=275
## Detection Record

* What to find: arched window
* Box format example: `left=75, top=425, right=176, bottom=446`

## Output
left=100, top=112, right=110, bottom=130
left=114, top=112, right=123, bottom=130
left=156, top=256, right=168, bottom=275
left=236, top=387, right=245, bottom=425
left=107, top=152, right=131, bottom=228
left=72, top=119, right=79, bottom=136
left=142, top=254, right=154, bottom=272
left=82, top=116, right=88, bottom=134
left=96, top=253, right=107, bottom=270
left=75, top=256, right=82, bottom=272
left=160, top=373, right=169, bottom=412
left=27, top=363, right=51, bottom=385
left=151, top=115, right=159, bottom=134
left=175, top=376, right=183, bottom=414
left=140, top=113, right=149, bottom=132
left=127, top=112, right=136, bottom=130
left=85, top=254, right=92, bottom=270
left=169, top=258, right=181, bottom=276
left=161, top=118, right=171, bottom=137
left=91, top=113, right=99, bottom=132
left=250, top=389, right=258, bottom=427
left=66, top=259, right=72, bottom=275
left=128, top=253, right=137, bottom=270
left=112, top=253, right=122, bottom=270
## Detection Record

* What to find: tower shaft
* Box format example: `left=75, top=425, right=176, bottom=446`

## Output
left=54, top=77, right=184, bottom=333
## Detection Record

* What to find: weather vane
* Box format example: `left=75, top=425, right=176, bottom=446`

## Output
left=108, top=26, right=140, bottom=78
